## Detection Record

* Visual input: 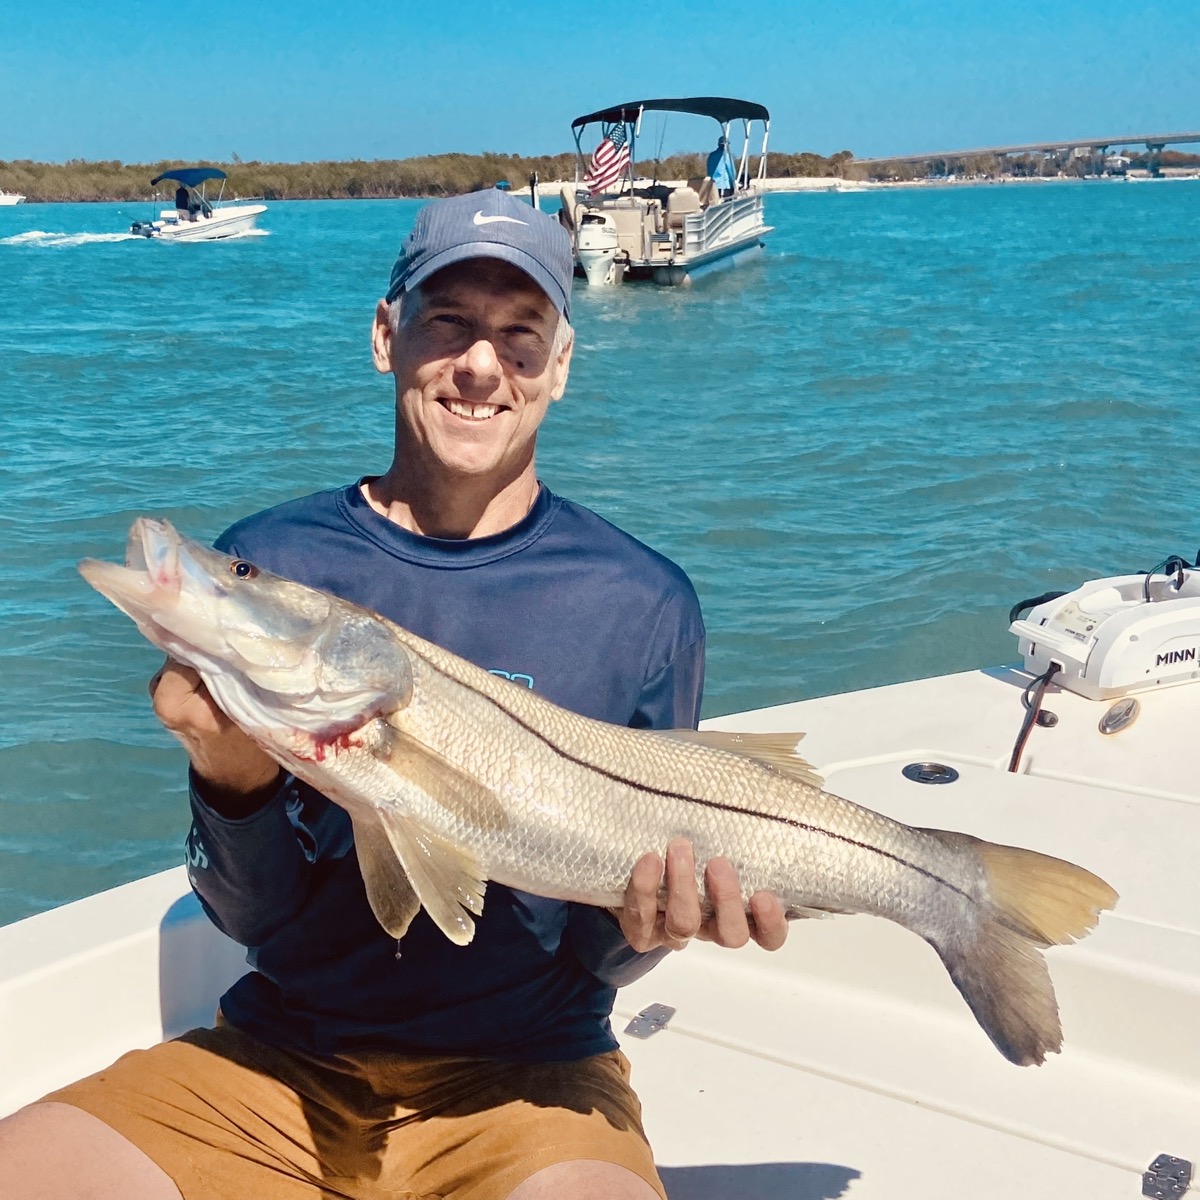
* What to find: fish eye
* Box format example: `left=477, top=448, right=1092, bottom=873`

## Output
left=229, top=560, right=259, bottom=579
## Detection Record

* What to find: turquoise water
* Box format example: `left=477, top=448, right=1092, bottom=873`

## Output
left=2, top=182, right=1199, bottom=924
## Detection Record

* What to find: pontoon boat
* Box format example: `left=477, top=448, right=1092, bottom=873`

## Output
left=1, top=563, right=1197, bottom=1197
left=562, top=97, right=773, bottom=286
left=130, top=167, right=266, bottom=241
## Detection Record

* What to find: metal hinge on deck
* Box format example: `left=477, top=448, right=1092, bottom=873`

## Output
left=623, top=1003, right=676, bottom=1039
left=1143, top=1154, right=1192, bottom=1198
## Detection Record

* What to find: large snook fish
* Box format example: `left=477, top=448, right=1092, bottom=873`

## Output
left=80, top=518, right=1117, bottom=1067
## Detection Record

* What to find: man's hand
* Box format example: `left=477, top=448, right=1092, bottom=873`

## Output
left=150, top=658, right=281, bottom=807
left=614, top=838, right=789, bottom=953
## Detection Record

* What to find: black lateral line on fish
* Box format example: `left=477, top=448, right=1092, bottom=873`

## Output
left=415, top=652, right=974, bottom=904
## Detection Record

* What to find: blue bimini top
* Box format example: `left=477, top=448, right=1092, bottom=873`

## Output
left=150, top=167, right=226, bottom=188
left=185, top=480, right=706, bottom=1062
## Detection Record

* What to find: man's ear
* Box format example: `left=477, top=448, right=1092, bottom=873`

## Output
left=548, top=328, right=574, bottom=402
left=371, top=299, right=393, bottom=374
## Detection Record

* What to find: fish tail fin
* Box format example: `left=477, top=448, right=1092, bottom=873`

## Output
left=925, top=833, right=1118, bottom=1066
left=973, top=840, right=1118, bottom=947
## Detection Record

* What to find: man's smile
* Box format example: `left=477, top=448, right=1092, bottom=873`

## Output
left=440, top=398, right=505, bottom=421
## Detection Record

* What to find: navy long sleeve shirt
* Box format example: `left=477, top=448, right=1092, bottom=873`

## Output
left=185, top=480, right=705, bottom=1061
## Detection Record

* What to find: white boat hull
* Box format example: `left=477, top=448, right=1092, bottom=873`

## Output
left=651, top=236, right=766, bottom=286
left=0, top=192, right=25, bottom=206
left=131, top=204, right=267, bottom=241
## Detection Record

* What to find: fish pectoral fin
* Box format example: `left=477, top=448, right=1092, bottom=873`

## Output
left=374, top=805, right=488, bottom=947
left=659, top=729, right=825, bottom=789
left=377, top=720, right=511, bottom=831
left=349, top=812, right=422, bottom=940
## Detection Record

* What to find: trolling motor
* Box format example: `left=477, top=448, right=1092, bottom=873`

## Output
left=1003, top=553, right=1200, bottom=771
left=1009, top=554, right=1200, bottom=701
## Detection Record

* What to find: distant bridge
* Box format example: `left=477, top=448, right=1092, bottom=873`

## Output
left=856, top=131, right=1200, bottom=166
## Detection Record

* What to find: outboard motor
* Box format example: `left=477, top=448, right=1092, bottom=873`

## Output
left=576, top=211, right=622, bottom=286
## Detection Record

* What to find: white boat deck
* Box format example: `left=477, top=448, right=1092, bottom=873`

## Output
left=2, top=666, right=1196, bottom=1198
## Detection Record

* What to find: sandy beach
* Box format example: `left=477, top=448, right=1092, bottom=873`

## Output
left=534, top=168, right=1200, bottom=200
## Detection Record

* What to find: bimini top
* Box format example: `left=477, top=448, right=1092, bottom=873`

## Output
left=149, top=167, right=227, bottom=188
left=571, top=97, right=769, bottom=130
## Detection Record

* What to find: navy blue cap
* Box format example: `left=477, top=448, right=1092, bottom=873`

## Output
left=387, top=188, right=574, bottom=322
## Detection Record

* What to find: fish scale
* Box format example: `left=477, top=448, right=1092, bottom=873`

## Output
left=383, top=631, right=963, bottom=923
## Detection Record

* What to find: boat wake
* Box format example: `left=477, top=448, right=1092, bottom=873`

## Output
left=0, top=230, right=140, bottom=247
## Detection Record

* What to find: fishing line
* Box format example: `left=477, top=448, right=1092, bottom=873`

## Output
left=651, top=116, right=668, bottom=186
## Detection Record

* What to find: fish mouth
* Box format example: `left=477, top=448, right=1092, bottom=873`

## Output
left=80, top=518, right=173, bottom=604
left=128, top=517, right=180, bottom=590
left=79, top=518, right=205, bottom=619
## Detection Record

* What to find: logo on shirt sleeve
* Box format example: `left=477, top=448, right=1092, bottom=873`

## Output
left=185, top=828, right=210, bottom=870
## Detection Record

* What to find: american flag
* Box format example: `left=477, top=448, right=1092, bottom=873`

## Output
left=584, top=123, right=631, bottom=195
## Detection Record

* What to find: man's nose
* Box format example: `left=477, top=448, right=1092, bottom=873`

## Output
left=457, top=337, right=502, bottom=386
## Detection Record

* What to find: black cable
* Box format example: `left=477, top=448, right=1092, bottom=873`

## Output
left=1008, top=662, right=1060, bottom=773
left=1142, top=556, right=1189, bottom=602
left=1008, top=591, right=1069, bottom=624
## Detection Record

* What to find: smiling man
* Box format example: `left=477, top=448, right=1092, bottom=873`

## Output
left=0, top=188, right=788, bottom=1200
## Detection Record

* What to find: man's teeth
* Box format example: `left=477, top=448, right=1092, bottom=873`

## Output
left=447, top=400, right=500, bottom=420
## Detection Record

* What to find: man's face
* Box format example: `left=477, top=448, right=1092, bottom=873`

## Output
left=374, top=259, right=572, bottom=484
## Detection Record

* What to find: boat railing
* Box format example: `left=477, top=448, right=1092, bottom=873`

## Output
left=682, top=192, right=762, bottom=255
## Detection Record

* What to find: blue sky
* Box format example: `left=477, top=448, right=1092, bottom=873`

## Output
left=3, top=0, right=1197, bottom=163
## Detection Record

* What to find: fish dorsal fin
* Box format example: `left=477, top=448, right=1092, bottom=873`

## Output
left=373, top=804, right=488, bottom=946
left=349, top=812, right=422, bottom=941
left=658, top=730, right=825, bottom=789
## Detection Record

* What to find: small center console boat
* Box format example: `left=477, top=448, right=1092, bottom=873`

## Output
left=130, top=167, right=266, bottom=241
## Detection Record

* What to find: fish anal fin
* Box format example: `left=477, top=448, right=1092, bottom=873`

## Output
left=783, top=904, right=851, bottom=920
left=660, top=729, right=824, bottom=790
left=374, top=804, right=488, bottom=946
left=349, top=813, right=421, bottom=941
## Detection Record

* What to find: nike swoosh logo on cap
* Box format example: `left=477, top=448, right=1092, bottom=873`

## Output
left=473, top=211, right=529, bottom=226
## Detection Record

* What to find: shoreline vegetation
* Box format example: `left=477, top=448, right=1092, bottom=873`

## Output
left=0, top=151, right=840, bottom=203
left=3, top=148, right=1199, bottom=203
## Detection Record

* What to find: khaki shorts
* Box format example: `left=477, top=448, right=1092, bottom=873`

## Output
left=45, top=1018, right=666, bottom=1200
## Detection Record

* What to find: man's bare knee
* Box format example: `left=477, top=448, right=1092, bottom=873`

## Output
left=507, top=1158, right=661, bottom=1200
left=0, top=1101, right=181, bottom=1200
